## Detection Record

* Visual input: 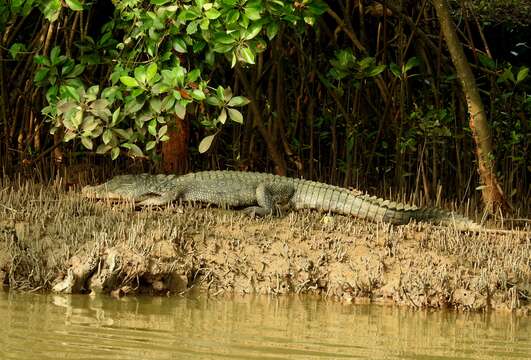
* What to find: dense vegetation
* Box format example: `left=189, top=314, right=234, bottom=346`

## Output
left=0, top=0, right=529, bottom=214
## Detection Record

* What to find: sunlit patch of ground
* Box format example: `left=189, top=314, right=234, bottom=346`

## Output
left=0, top=179, right=529, bottom=313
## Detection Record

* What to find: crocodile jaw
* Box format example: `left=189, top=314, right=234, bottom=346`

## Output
left=81, top=184, right=138, bottom=201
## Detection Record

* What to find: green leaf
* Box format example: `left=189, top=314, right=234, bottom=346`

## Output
left=90, top=98, right=108, bottom=110
left=198, top=134, right=215, bottom=153
left=65, top=0, right=83, bottom=11
left=50, top=46, right=63, bottom=66
left=71, top=109, right=83, bottom=128
left=61, top=85, right=81, bottom=102
left=227, top=108, right=243, bottom=123
left=200, top=18, right=210, bottom=31
left=239, top=14, right=250, bottom=28
left=103, top=129, right=113, bottom=144
left=186, top=20, right=199, bottom=35
left=191, top=89, right=206, bottom=100
left=216, top=85, right=225, bottom=99
left=114, top=128, right=131, bottom=140
left=126, top=143, right=144, bottom=157
left=146, top=141, right=157, bottom=151
left=34, top=68, right=50, bottom=83
left=174, top=103, right=186, bottom=119
left=96, top=144, right=112, bottom=154
left=162, top=96, right=176, bottom=111
left=66, top=64, right=85, bottom=78
left=41, top=0, right=61, bottom=21
left=151, top=83, right=170, bottom=94
left=150, top=97, right=162, bottom=113
left=124, top=99, right=145, bottom=115
left=146, top=63, right=158, bottom=83
left=205, top=8, right=221, bottom=19
left=222, top=87, right=233, bottom=101
left=158, top=125, right=168, bottom=137
left=403, top=57, right=420, bottom=73
left=245, top=23, right=262, bottom=40
left=175, top=67, right=185, bottom=87
left=63, top=131, right=77, bottom=142
left=389, top=63, right=401, bottom=78
left=218, top=108, right=227, bottom=124
left=266, top=22, right=279, bottom=40
left=366, top=64, right=386, bottom=77
left=81, top=136, right=93, bottom=150
left=172, top=38, right=187, bottom=53
left=502, top=67, right=516, bottom=83
left=179, top=8, right=201, bottom=21
left=194, top=41, right=207, bottom=53
left=111, top=147, right=120, bottom=160
left=478, top=53, right=496, bottom=70
left=63, top=117, right=76, bottom=131
left=516, top=67, right=529, bottom=84
left=82, top=116, right=99, bottom=132
left=120, top=76, right=139, bottom=87
left=227, top=96, right=250, bottom=107
left=303, top=16, right=315, bottom=25
left=57, top=101, right=76, bottom=114
left=112, top=108, right=121, bottom=126
left=358, top=57, right=375, bottom=70
left=187, top=69, right=201, bottom=82
left=244, top=5, right=261, bottom=20
left=9, top=43, right=26, bottom=59
left=45, top=86, right=59, bottom=102
left=213, top=32, right=236, bottom=45
left=307, top=0, right=329, bottom=15
left=134, top=66, right=147, bottom=85
left=239, top=47, right=255, bottom=64
left=34, top=55, right=50, bottom=66
left=225, top=9, right=240, bottom=24
left=150, top=0, right=170, bottom=5
left=206, top=96, right=221, bottom=106
left=148, top=119, right=157, bottom=136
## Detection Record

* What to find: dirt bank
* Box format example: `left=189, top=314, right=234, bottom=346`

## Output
left=0, top=179, right=529, bottom=313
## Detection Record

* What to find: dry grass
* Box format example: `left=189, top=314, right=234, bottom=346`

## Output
left=0, top=178, right=529, bottom=313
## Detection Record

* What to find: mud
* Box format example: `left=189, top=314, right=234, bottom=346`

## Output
left=0, top=179, right=529, bottom=313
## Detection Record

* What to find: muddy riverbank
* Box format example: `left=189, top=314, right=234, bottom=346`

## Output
left=0, top=179, right=529, bottom=313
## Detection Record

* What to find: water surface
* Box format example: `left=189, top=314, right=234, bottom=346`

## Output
left=0, top=291, right=529, bottom=359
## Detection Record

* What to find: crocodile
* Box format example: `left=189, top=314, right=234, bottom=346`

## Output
left=82, top=170, right=483, bottom=230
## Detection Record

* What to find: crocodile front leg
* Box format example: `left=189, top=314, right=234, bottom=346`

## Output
left=243, top=182, right=295, bottom=217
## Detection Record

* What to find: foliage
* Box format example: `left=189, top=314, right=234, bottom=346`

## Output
left=28, top=0, right=328, bottom=157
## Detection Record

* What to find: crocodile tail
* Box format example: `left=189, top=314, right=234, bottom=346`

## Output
left=319, top=192, right=418, bottom=224
left=331, top=192, right=481, bottom=230
left=293, top=181, right=480, bottom=229
left=412, top=207, right=482, bottom=230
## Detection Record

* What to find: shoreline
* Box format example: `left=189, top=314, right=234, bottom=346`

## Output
left=1, top=181, right=529, bottom=314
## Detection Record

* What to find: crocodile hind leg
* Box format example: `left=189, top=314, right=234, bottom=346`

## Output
left=243, top=183, right=295, bottom=217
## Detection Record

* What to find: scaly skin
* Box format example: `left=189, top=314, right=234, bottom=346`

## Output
left=82, top=170, right=482, bottom=230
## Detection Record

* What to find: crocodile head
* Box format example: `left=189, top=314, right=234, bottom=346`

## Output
left=82, top=174, right=166, bottom=203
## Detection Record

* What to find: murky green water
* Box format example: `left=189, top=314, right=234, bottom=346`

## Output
left=0, top=291, right=529, bottom=359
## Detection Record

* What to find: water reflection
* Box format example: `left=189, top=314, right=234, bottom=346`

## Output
left=0, top=291, right=529, bottom=359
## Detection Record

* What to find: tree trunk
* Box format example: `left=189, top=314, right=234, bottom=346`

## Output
left=161, top=115, right=189, bottom=174
left=432, top=0, right=507, bottom=213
